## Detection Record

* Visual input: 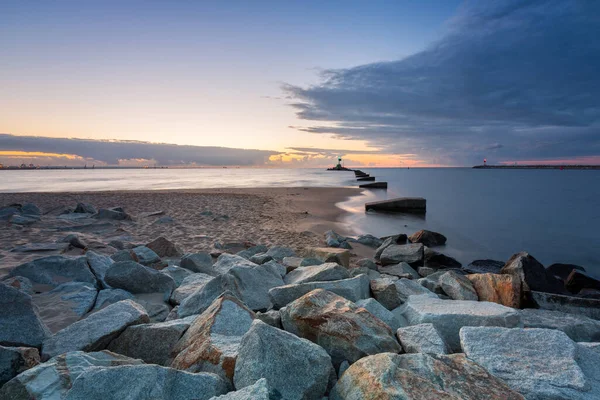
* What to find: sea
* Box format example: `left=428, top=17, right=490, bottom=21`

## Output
left=1, top=167, right=599, bottom=277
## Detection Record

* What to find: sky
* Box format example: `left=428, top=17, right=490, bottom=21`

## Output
left=1, top=0, right=599, bottom=167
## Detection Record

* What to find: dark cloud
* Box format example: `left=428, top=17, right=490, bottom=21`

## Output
left=284, top=0, right=600, bottom=165
left=286, top=147, right=383, bottom=155
left=0, top=134, right=277, bottom=166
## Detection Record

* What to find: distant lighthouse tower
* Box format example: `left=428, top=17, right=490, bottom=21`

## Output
left=484, top=158, right=487, bottom=167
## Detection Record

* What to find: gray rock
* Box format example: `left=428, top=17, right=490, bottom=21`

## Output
left=181, top=252, right=215, bottom=274
left=417, top=266, right=436, bottom=277
left=93, top=207, right=132, bottom=220
left=0, top=345, right=40, bottom=386
left=132, top=295, right=171, bottom=322
left=10, top=214, right=40, bottom=225
left=209, top=378, right=279, bottom=400
left=439, top=270, right=478, bottom=300
left=350, top=266, right=381, bottom=280
left=33, top=282, right=98, bottom=333
left=266, top=246, right=296, bottom=262
left=379, top=243, right=424, bottom=267
left=394, top=278, right=438, bottom=302
left=236, top=245, right=268, bottom=260
left=0, top=283, right=50, bottom=347
left=64, top=364, right=228, bottom=400
left=378, top=262, right=419, bottom=279
left=8, top=256, right=98, bottom=290
left=1, top=276, right=34, bottom=294
left=284, top=262, right=350, bottom=285
left=0, top=350, right=143, bottom=400
left=355, top=234, right=383, bottom=248
left=282, top=256, right=304, bottom=269
left=111, top=249, right=135, bottom=262
left=330, top=352, right=524, bottom=400
left=249, top=253, right=273, bottom=264
left=409, top=229, right=447, bottom=246
left=261, top=260, right=287, bottom=278
left=104, top=261, right=175, bottom=299
left=225, top=265, right=285, bottom=311
left=519, top=308, right=600, bottom=342
left=460, top=326, right=596, bottom=400
left=59, top=234, right=87, bottom=249
left=370, top=278, right=402, bottom=310
left=374, top=234, right=408, bottom=261
left=338, top=360, right=350, bottom=378
left=11, top=242, right=69, bottom=253
left=281, top=289, right=401, bottom=367
left=355, top=258, right=377, bottom=271
left=396, top=323, right=449, bottom=354
left=146, top=236, right=182, bottom=258
left=108, top=319, right=192, bottom=365
left=170, top=273, right=214, bottom=305
left=93, top=288, right=135, bottom=311
left=531, top=291, right=600, bottom=320
left=255, top=310, right=282, bottom=328
left=213, top=254, right=257, bottom=275
left=234, top=320, right=334, bottom=400
left=301, top=257, right=324, bottom=267
left=356, top=298, right=407, bottom=331
left=85, top=251, right=113, bottom=288
left=416, top=269, right=451, bottom=294
left=463, top=259, right=505, bottom=274
left=399, top=294, right=521, bottom=351
left=0, top=206, right=20, bottom=220
left=21, top=203, right=41, bottom=216
left=423, top=247, right=462, bottom=269
left=42, top=299, right=150, bottom=359
left=160, top=265, right=193, bottom=286
left=269, top=274, right=370, bottom=309
left=325, top=230, right=352, bottom=249
left=171, top=295, right=255, bottom=382
left=74, top=203, right=96, bottom=214
left=131, top=245, right=161, bottom=266
left=178, top=276, right=227, bottom=318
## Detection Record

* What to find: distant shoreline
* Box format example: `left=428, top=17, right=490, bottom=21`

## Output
left=473, top=165, right=600, bottom=170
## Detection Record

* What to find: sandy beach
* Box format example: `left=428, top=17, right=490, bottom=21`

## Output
left=0, top=187, right=361, bottom=277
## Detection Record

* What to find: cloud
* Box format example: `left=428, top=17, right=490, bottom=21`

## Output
left=0, top=134, right=277, bottom=166
left=284, top=0, right=600, bottom=165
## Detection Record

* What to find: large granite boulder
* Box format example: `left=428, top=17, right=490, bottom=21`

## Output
left=423, top=247, right=462, bottom=269
left=370, top=278, right=402, bottom=310
left=64, top=364, right=228, bottom=400
left=396, top=323, right=449, bottom=354
left=356, top=298, right=407, bottom=331
left=547, top=263, right=586, bottom=282
left=210, top=378, right=279, bottom=400
left=284, top=262, right=349, bottom=285
left=8, top=256, right=98, bottom=291
left=463, top=259, right=505, bottom=274
left=108, top=318, right=193, bottom=365
left=92, top=288, right=135, bottom=311
left=160, top=265, right=193, bottom=286
left=255, top=310, right=282, bottom=329
left=236, top=245, right=268, bottom=260
left=225, top=265, right=285, bottom=311
left=394, top=277, right=438, bottom=302
left=104, top=261, right=176, bottom=299
left=519, top=308, right=600, bottom=342
left=379, top=243, right=424, bottom=267
left=355, top=234, right=383, bottom=248
left=467, top=273, right=522, bottom=308
left=180, top=252, right=216, bottom=275
left=93, top=207, right=132, bottom=220
left=530, top=290, right=600, bottom=320
left=146, top=236, right=182, bottom=258
left=281, top=289, right=400, bottom=367
left=130, top=246, right=162, bottom=266
left=0, top=284, right=50, bottom=347
left=42, top=299, right=149, bottom=359
left=460, top=326, right=599, bottom=399
left=377, top=262, right=419, bottom=279
left=500, top=252, right=566, bottom=303
left=0, top=345, right=40, bottom=386
left=398, top=294, right=521, bottom=351
left=2, top=276, right=34, bottom=294
left=439, top=270, right=478, bottom=300
left=85, top=251, right=113, bottom=288
left=566, top=270, right=600, bottom=293
left=325, top=230, right=352, bottom=249
left=170, top=273, right=214, bottom=305
left=409, top=229, right=447, bottom=246
left=213, top=254, right=257, bottom=275
left=32, top=282, right=98, bottom=333
left=306, top=247, right=350, bottom=268
left=330, top=352, right=524, bottom=400
left=74, top=202, right=96, bottom=214
left=269, top=274, right=370, bottom=309
left=374, top=234, right=408, bottom=261
left=0, top=350, right=143, bottom=399
left=265, top=246, right=296, bottom=262
left=233, top=320, right=334, bottom=400
left=171, top=295, right=254, bottom=382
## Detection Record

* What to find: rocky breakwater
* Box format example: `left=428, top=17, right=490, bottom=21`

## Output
left=2, top=202, right=600, bottom=399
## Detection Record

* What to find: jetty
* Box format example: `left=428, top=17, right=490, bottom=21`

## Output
left=365, top=197, right=426, bottom=213
left=359, top=182, right=387, bottom=189
left=325, top=162, right=388, bottom=191
left=357, top=176, right=375, bottom=181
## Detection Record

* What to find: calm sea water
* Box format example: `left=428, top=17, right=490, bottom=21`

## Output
left=1, top=167, right=599, bottom=277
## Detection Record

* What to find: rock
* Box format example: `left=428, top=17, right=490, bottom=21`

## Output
left=249, top=253, right=273, bottom=265
left=284, top=262, right=350, bottom=285
left=146, top=236, right=182, bottom=258
left=417, top=266, right=437, bottom=277
left=132, top=295, right=171, bottom=322
left=281, top=289, right=400, bottom=367
left=255, top=310, right=282, bottom=328
left=396, top=323, right=449, bottom=354
left=234, top=320, right=334, bottom=400
left=93, top=207, right=132, bottom=220
left=171, top=295, right=255, bottom=382
left=269, top=274, right=370, bottom=309
left=409, top=229, right=447, bottom=246
left=519, top=308, right=600, bottom=342
left=213, top=254, right=257, bottom=275
left=460, top=327, right=595, bottom=399
left=11, top=242, right=68, bottom=252
left=325, top=230, right=352, bottom=249
left=74, top=202, right=96, bottom=214
left=33, top=282, right=98, bottom=333
left=160, top=265, right=193, bottom=286
left=261, top=260, right=287, bottom=278
left=567, top=270, right=600, bottom=293
left=370, top=278, right=402, bottom=310
left=178, top=276, right=227, bottom=318
left=500, top=251, right=566, bottom=303
left=0, top=350, right=143, bottom=400
left=210, top=378, right=279, bottom=400
left=398, top=294, right=521, bottom=351
left=41, top=299, right=149, bottom=359
left=350, top=266, right=380, bottom=280
left=355, top=234, right=383, bottom=248
left=355, top=258, right=377, bottom=271
left=338, top=360, right=350, bottom=378
left=330, top=352, right=523, bottom=400
left=131, top=245, right=161, bottom=266
left=0, top=345, right=40, bottom=386
left=181, top=252, right=215, bottom=274
left=548, top=263, right=586, bottom=282
left=265, top=246, right=296, bottom=262
left=84, top=251, right=114, bottom=289
left=394, top=278, right=438, bottom=302
left=1, top=276, right=34, bottom=294
left=0, top=206, right=20, bottom=220
left=171, top=273, right=214, bottom=304
left=416, top=270, right=447, bottom=294
left=20, top=203, right=41, bottom=216
left=531, top=290, right=600, bottom=320
left=0, top=284, right=50, bottom=347
left=377, top=262, right=419, bottom=279
left=365, top=197, right=426, bottom=213
left=379, top=243, right=424, bottom=267
left=306, top=247, right=350, bottom=268
left=423, top=247, right=462, bottom=269
left=93, top=288, right=135, bottom=311
left=463, top=259, right=505, bottom=274
left=467, top=273, right=522, bottom=308
left=64, top=364, right=228, bottom=400
left=356, top=298, right=407, bottom=331
left=104, top=261, right=175, bottom=299
left=226, top=265, right=285, bottom=311
left=236, top=245, right=268, bottom=260
left=108, top=319, right=192, bottom=365
left=59, top=234, right=87, bottom=249
left=281, top=256, right=304, bottom=269
left=439, top=270, right=478, bottom=300
left=8, top=256, right=98, bottom=291
left=111, top=249, right=136, bottom=262
left=10, top=214, right=40, bottom=226
left=374, top=234, right=409, bottom=261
